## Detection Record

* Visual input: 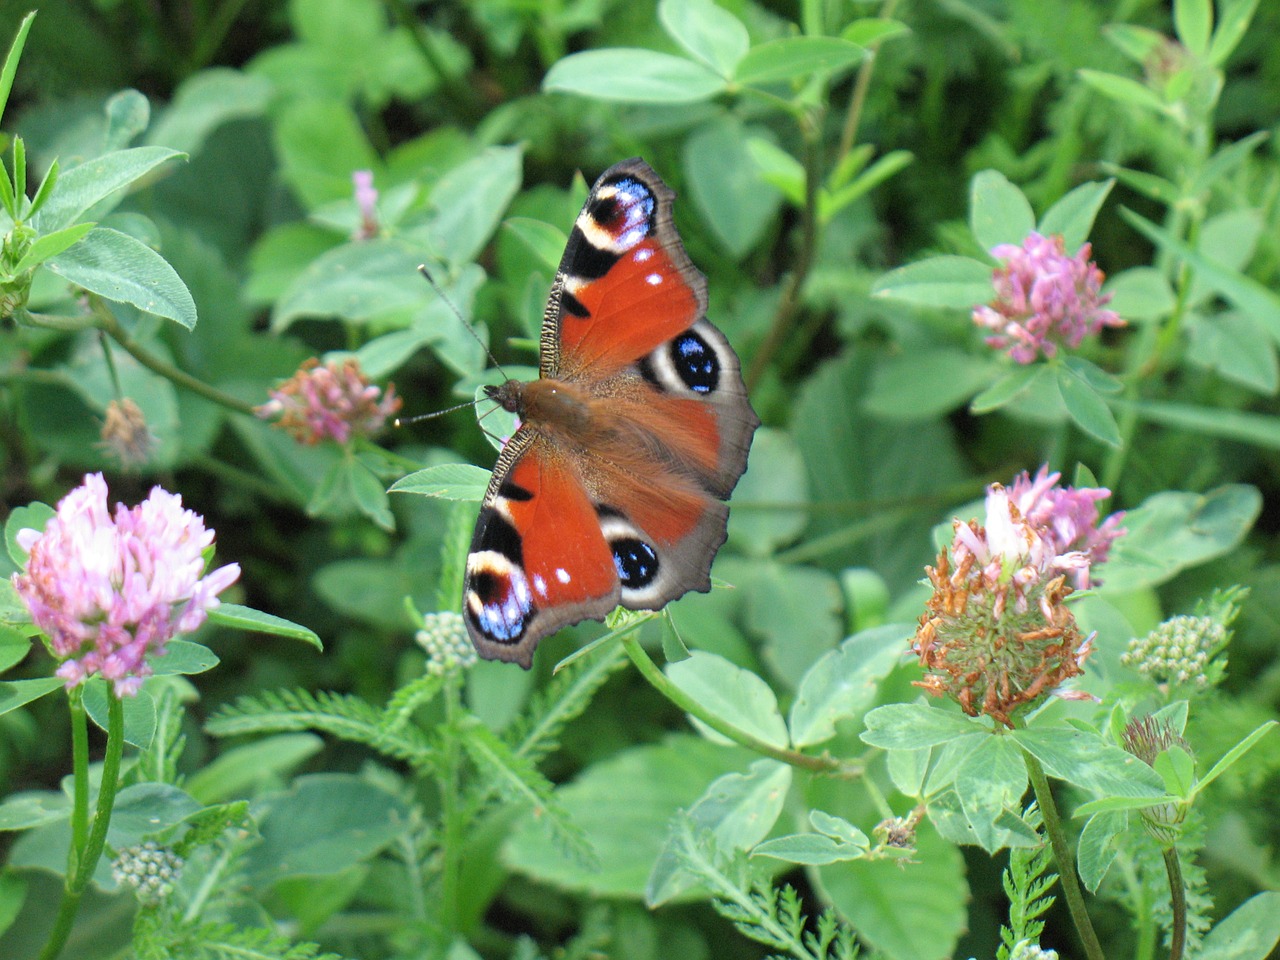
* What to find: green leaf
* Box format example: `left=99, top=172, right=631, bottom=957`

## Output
left=745, top=137, right=805, bottom=204
left=733, top=37, right=863, bottom=86
left=390, top=463, right=491, bottom=502
left=1174, top=0, right=1213, bottom=56
left=1193, top=720, right=1276, bottom=797
left=871, top=255, right=993, bottom=308
left=970, top=364, right=1048, bottom=414
left=502, top=217, right=566, bottom=273
left=0, top=790, right=69, bottom=832
left=0, top=871, right=23, bottom=938
left=1126, top=400, right=1280, bottom=449
left=1077, top=811, right=1127, bottom=892
left=1153, top=744, right=1196, bottom=797
left=0, top=678, right=63, bottom=717
left=820, top=149, right=914, bottom=222
left=543, top=49, right=725, bottom=103
left=34, top=146, right=185, bottom=232
left=273, top=98, right=377, bottom=209
left=150, top=640, right=219, bottom=677
left=1106, top=266, right=1176, bottom=322
left=1198, top=891, right=1280, bottom=960
left=0, top=152, right=14, bottom=219
left=1077, top=69, right=1173, bottom=116
left=1207, top=0, right=1260, bottom=66
left=842, top=18, right=911, bottom=47
left=106, top=783, right=201, bottom=846
left=505, top=736, right=746, bottom=897
left=1191, top=130, right=1268, bottom=197
left=103, top=89, right=150, bottom=151
left=83, top=680, right=156, bottom=750
left=789, top=624, right=911, bottom=748
left=349, top=458, right=394, bottom=531
left=187, top=733, right=324, bottom=805
left=0, top=626, right=32, bottom=674
left=146, top=67, right=272, bottom=154
left=861, top=702, right=980, bottom=749
left=864, top=348, right=1000, bottom=420
left=207, top=602, right=323, bottom=650
left=683, top=117, right=781, bottom=259
left=271, top=238, right=426, bottom=331
left=1037, top=179, right=1115, bottom=252
left=954, top=735, right=1030, bottom=853
left=969, top=170, right=1035, bottom=253
left=1123, top=207, right=1280, bottom=342
left=423, top=145, right=524, bottom=266
left=43, top=226, right=198, bottom=329
left=659, top=0, right=749, bottom=77
left=1055, top=363, right=1121, bottom=446
left=26, top=156, right=58, bottom=219
left=244, top=774, right=410, bottom=882
left=726, top=427, right=807, bottom=556
left=647, top=759, right=791, bottom=904
left=740, top=562, right=843, bottom=688
left=5, top=502, right=53, bottom=568
left=11, top=221, right=94, bottom=275
left=1188, top=311, right=1279, bottom=394
left=1062, top=356, right=1122, bottom=394
left=666, top=651, right=789, bottom=749
left=1012, top=727, right=1165, bottom=799
left=0, top=11, right=36, bottom=127
left=752, top=832, right=867, bottom=865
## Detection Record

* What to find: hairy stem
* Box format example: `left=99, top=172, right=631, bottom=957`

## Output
left=1163, top=846, right=1187, bottom=960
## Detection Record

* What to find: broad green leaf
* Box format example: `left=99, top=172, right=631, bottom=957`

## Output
left=1103, top=24, right=1165, bottom=65
left=684, top=117, right=781, bottom=259
left=0, top=678, right=63, bottom=717
left=348, top=458, right=394, bottom=531
left=1127, top=400, right=1280, bottom=449
left=11, top=222, right=94, bottom=275
left=1191, top=130, right=1268, bottom=197
left=0, top=12, right=35, bottom=126
left=745, top=137, right=805, bottom=204
left=1188, top=311, right=1279, bottom=394
left=0, top=791, right=69, bottom=832
left=1154, top=745, right=1196, bottom=797
left=790, top=624, right=910, bottom=748
left=1038, top=179, right=1115, bottom=252
left=423, top=145, right=524, bottom=266
left=26, top=156, right=58, bottom=219
left=861, top=702, right=979, bottom=749
left=820, top=149, right=914, bottom=222
left=647, top=759, right=791, bottom=904
left=1012, top=727, right=1165, bottom=799
left=752, top=832, right=867, bottom=865
left=273, top=98, right=377, bottom=209
left=954, top=735, right=1029, bottom=853
left=1173, top=0, right=1213, bottom=56
left=544, top=49, right=725, bottom=103
left=969, top=364, right=1046, bottom=413
left=208, top=602, right=323, bottom=649
left=1077, top=810, right=1127, bottom=892
left=871, top=255, right=992, bottom=308
left=1062, top=356, right=1122, bottom=394
left=83, top=680, right=157, bottom=750
left=666, top=650, right=789, bottom=749
left=103, top=89, right=150, bottom=151
left=733, top=37, right=863, bottom=86
left=1207, top=0, right=1260, bottom=66
left=149, top=640, right=219, bottom=677
left=659, top=0, right=749, bottom=77
left=1199, top=892, right=1280, bottom=960
left=1102, top=163, right=1179, bottom=204
left=34, top=147, right=185, bottom=232
left=1055, top=364, right=1121, bottom=446
left=502, top=217, right=565, bottom=273
left=354, top=328, right=436, bottom=380
left=244, top=774, right=410, bottom=882
left=1077, top=69, right=1173, bottom=115
left=271, top=238, right=425, bottom=331
left=43, top=226, right=198, bottom=329
left=5, top=502, right=53, bottom=568
left=726, top=427, right=807, bottom=556
left=741, top=562, right=843, bottom=689
left=0, top=626, right=32, bottom=673
left=1123, top=208, right=1280, bottom=343
left=1105, top=266, right=1176, bottom=322
left=969, top=170, right=1034, bottom=253
left=107, top=783, right=202, bottom=847
left=147, top=67, right=272, bottom=154
left=864, top=348, right=1000, bottom=420
left=187, top=733, right=324, bottom=804
left=506, top=736, right=747, bottom=897
left=1188, top=209, right=1263, bottom=306
left=390, top=463, right=491, bottom=502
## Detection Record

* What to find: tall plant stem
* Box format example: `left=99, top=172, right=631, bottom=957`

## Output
left=39, top=692, right=126, bottom=960
left=837, top=0, right=901, bottom=164
left=1163, top=846, right=1187, bottom=960
left=1020, top=744, right=1105, bottom=960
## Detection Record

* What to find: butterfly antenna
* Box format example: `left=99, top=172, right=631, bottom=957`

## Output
left=393, top=397, right=483, bottom=429
left=418, top=264, right=509, bottom=380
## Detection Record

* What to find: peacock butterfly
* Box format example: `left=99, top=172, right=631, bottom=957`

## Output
left=464, top=158, right=760, bottom=667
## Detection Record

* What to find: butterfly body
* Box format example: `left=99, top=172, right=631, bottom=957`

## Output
left=465, top=159, right=759, bottom=667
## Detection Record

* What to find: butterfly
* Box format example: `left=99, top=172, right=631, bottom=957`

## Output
left=464, top=158, right=760, bottom=668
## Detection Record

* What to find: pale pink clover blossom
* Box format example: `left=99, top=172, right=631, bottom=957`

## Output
left=12, top=474, right=240, bottom=696
left=353, top=169, right=379, bottom=240
left=973, top=232, right=1123, bottom=364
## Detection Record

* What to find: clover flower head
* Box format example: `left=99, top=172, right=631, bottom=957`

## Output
left=12, top=474, right=239, bottom=697
left=112, top=841, right=184, bottom=903
left=352, top=169, right=379, bottom=240
left=973, top=232, right=1123, bottom=364
left=912, top=467, right=1124, bottom=726
left=415, top=611, right=476, bottom=677
left=257, top=357, right=401, bottom=445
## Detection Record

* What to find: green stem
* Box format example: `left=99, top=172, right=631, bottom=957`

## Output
left=1021, top=745, right=1105, bottom=960
left=39, top=691, right=126, bottom=960
left=436, top=678, right=465, bottom=937
left=69, top=692, right=89, bottom=860
left=836, top=0, right=901, bottom=163
left=89, top=302, right=259, bottom=417
left=621, top=635, right=854, bottom=776
left=1163, top=846, right=1186, bottom=960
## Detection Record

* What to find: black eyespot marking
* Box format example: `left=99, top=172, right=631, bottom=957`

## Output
left=561, top=290, right=590, bottom=318
left=670, top=331, right=719, bottom=394
left=636, top=354, right=660, bottom=388
left=475, top=509, right=523, bottom=564
left=587, top=194, right=622, bottom=227
left=498, top=480, right=534, bottom=503
left=612, top=537, right=659, bottom=589
left=471, top=569, right=500, bottom=603
left=566, top=226, right=620, bottom=280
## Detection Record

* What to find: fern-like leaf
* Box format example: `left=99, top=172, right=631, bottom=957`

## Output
left=135, top=920, right=347, bottom=960
left=998, top=804, right=1057, bottom=960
